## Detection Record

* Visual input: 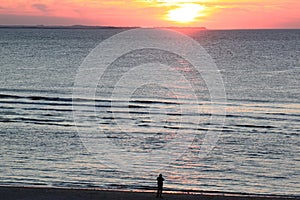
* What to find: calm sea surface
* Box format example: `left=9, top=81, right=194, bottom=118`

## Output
left=0, top=28, right=299, bottom=196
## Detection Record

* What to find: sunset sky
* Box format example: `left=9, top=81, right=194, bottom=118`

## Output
left=0, top=0, right=299, bottom=29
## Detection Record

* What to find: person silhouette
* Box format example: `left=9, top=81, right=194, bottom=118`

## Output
left=156, top=174, right=165, bottom=198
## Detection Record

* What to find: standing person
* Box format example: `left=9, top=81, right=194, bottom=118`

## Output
left=156, top=174, right=165, bottom=198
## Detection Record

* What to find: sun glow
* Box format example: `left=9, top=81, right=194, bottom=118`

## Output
left=166, top=4, right=205, bottom=23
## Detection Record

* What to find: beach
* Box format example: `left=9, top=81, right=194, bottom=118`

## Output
left=0, top=186, right=297, bottom=200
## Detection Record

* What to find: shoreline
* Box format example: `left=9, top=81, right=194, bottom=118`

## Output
left=0, top=186, right=298, bottom=200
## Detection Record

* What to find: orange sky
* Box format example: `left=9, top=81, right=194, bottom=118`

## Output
left=0, top=0, right=299, bottom=29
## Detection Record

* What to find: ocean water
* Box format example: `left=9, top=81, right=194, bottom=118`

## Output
left=0, top=28, right=299, bottom=196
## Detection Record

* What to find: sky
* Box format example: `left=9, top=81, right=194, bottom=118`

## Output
left=0, top=0, right=299, bottom=29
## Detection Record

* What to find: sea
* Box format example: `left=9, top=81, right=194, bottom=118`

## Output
left=0, top=28, right=299, bottom=197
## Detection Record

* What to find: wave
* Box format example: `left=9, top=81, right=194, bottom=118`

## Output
left=228, top=98, right=299, bottom=105
left=234, top=124, right=276, bottom=129
left=0, top=92, right=299, bottom=134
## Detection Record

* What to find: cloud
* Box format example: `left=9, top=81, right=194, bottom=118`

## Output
left=32, top=4, right=48, bottom=12
left=0, top=14, right=95, bottom=25
left=279, top=19, right=300, bottom=29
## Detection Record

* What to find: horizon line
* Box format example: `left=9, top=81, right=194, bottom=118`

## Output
left=0, top=25, right=299, bottom=31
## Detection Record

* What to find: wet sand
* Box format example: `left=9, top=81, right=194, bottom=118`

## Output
left=0, top=186, right=297, bottom=200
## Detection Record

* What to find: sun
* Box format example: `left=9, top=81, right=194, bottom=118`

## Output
left=166, top=4, right=205, bottom=23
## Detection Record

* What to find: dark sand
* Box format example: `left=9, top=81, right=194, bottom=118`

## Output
left=0, top=186, right=298, bottom=200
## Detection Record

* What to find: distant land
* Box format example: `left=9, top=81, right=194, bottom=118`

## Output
left=0, top=25, right=207, bottom=30
left=0, top=25, right=136, bottom=29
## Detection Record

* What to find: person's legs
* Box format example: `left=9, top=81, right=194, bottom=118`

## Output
left=156, top=187, right=162, bottom=198
left=159, top=186, right=163, bottom=198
